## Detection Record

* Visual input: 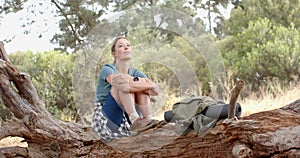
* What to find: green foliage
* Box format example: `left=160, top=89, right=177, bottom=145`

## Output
left=257, top=0, right=300, bottom=28
left=1, top=0, right=230, bottom=52
left=9, top=51, right=76, bottom=121
left=50, top=0, right=106, bottom=52
left=50, top=0, right=200, bottom=53
left=219, top=17, right=300, bottom=85
left=193, top=0, right=231, bottom=34
left=222, top=0, right=300, bottom=37
left=0, top=0, right=27, bottom=14
left=170, top=36, right=210, bottom=92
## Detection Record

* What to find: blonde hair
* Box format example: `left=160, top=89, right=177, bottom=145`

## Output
left=111, top=36, right=128, bottom=53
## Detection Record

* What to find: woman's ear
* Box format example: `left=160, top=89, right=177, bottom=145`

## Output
left=112, top=51, right=116, bottom=57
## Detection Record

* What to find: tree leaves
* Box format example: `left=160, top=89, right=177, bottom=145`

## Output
left=220, top=17, right=300, bottom=86
left=9, top=51, right=76, bottom=120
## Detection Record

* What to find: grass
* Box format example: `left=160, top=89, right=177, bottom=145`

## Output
left=240, top=82, right=300, bottom=116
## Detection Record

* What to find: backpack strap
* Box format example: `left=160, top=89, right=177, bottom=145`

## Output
left=174, top=119, right=193, bottom=135
left=192, top=114, right=217, bottom=136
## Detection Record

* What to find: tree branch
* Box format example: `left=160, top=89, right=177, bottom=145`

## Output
left=228, top=79, right=245, bottom=119
left=281, top=99, right=300, bottom=114
left=0, top=42, right=10, bottom=63
left=51, top=0, right=83, bottom=45
left=0, top=45, right=46, bottom=119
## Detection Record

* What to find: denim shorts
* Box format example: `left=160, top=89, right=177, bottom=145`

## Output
left=102, top=92, right=141, bottom=125
left=102, top=92, right=125, bottom=126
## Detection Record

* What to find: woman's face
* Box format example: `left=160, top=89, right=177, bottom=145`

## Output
left=112, top=38, right=132, bottom=62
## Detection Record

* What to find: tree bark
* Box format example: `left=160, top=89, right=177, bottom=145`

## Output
left=228, top=79, right=245, bottom=119
left=0, top=44, right=300, bottom=157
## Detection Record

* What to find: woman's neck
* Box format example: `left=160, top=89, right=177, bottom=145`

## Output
left=115, top=60, right=130, bottom=74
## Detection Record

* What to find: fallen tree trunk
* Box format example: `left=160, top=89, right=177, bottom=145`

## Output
left=0, top=43, right=299, bottom=157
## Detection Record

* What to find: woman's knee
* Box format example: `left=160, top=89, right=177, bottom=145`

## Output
left=111, top=87, right=135, bottom=104
left=135, top=92, right=150, bottom=105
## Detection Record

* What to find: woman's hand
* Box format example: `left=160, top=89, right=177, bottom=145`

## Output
left=149, top=85, right=159, bottom=96
left=142, top=78, right=159, bottom=96
left=111, top=74, right=130, bottom=85
left=108, top=74, right=160, bottom=95
left=110, top=74, right=131, bottom=92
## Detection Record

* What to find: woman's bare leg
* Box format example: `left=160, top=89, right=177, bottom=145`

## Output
left=110, top=84, right=153, bottom=121
left=110, top=87, right=139, bottom=122
left=135, top=92, right=152, bottom=119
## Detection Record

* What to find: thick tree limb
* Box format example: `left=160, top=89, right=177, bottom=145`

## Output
left=0, top=50, right=46, bottom=123
left=0, top=146, right=28, bottom=157
left=0, top=42, right=10, bottom=63
left=0, top=58, right=44, bottom=112
left=0, top=119, right=27, bottom=140
left=281, top=98, right=300, bottom=113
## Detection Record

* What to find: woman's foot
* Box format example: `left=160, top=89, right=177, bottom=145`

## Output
left=130, top=118, right=159, bottom=133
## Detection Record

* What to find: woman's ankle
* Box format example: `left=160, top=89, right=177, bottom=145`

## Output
left=144, top=115, right=152, bottom=119
left=129, top=112, right=139, bottom=123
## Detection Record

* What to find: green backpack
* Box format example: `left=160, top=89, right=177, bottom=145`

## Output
left=172, top=96, right=218, bottom=135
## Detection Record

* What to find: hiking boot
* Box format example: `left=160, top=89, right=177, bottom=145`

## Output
left=130, top=118, right=158, bottom=133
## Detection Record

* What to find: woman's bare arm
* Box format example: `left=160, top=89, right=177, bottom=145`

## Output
left=106, top=74, right=159, bottom=95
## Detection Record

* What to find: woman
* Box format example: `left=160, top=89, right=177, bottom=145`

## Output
left=93, top=36, right=159, bottom=142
